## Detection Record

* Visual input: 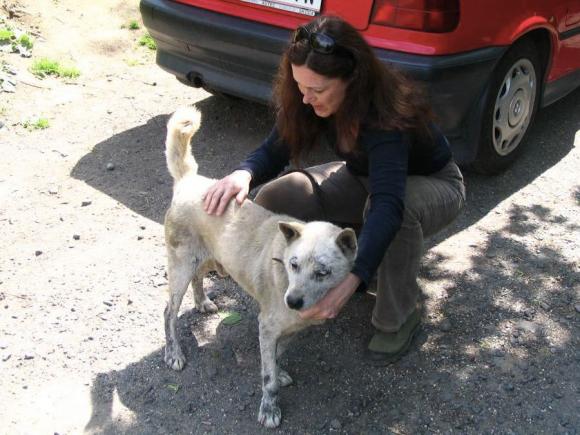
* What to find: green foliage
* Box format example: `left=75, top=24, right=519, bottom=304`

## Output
left=18, top=34, right=33, bottom=49
left=30, top=58, right=80, bottom=79
left=23, top=118, right=50, bottom=130
left=220, top=311, right=242, bottom=326
left=128, top=20, right=140, bottom=30
left=0, top=27, right=14, bottom=42
left=138, top=34, right=156, bottom=50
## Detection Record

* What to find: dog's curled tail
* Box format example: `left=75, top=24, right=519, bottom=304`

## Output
left=165, top=107, right=201, bottom=181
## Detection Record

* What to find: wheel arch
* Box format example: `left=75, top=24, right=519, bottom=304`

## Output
left=514, top=28, right=553, bottom=105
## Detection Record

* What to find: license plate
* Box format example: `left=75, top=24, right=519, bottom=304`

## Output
left=241, top=0, right=322, bottom=16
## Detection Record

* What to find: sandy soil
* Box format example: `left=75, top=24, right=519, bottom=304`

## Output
left=1, top=1, right=579, bottom=434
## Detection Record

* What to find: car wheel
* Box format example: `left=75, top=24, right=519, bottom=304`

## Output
left=472, top=39, right=541, bottom=174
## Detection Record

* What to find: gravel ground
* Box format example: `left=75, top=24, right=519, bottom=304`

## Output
left=1, top=1, right=579, bottom=434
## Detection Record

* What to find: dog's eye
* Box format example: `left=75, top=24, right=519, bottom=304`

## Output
left=314, top=269, right=330, bottom=280
left=289, top=258, right=299, bottom=271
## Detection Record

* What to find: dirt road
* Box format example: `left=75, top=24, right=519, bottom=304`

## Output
left=1, top=1, right=579, bottom=434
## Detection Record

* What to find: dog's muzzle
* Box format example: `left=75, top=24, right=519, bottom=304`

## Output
left=285, top=295, right=304, bottom=310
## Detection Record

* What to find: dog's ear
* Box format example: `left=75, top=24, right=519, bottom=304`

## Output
left=336, top=228, right=357, bottom=259
left=278, top=221, right=303, bottom=243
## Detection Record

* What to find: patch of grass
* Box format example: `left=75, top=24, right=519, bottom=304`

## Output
left=128, top=20, right=140, bottom=30
left=23, top=118, right=50, bottom=130
left=18, top=34, right=33, bottom=49
left=138, top=33, right=156, bottom=50
left=0, top=27, right=14, bottom=42
left=30, top=58, right=80, bottom=79
left=124, top=58, right=142, bottom=67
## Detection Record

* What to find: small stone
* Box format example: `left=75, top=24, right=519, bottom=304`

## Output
left=575, top=304, right=580, bottom=313
left=205, top=366, right=218, bottom=380
left=493, top=349, right=506, bottom=357
left=503, top=383, right=514, bottom=392
left=106, top=163, right=115, bottom=171
left=137, top=236, right=143, bottom=241
left=24, top=354, right=34, bottom=360
left=440, top=319, right=452, bottom=332
left=103, top=301, right=113, bottom=307
left=35, top=250, right=42, bottom=256
left=540, top=302, right=550, bottom=311
left=81, top=201, right=92, bottom=207
left=515, top=320, right=538, bottom=334
left=73, top=235, right=80, bottom=240
left=471, top=405, right=483, bottom=414
left=330, top=418, right=342, bottom=430
left=517, top=360, right=529, bottom=371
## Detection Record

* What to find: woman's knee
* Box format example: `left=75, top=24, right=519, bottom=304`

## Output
left=254, top=172, right=323, bottom=219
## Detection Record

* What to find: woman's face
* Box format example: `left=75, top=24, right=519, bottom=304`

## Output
left=291, top=64, right=348, bottom=118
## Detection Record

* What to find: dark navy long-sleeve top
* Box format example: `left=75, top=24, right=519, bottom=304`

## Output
left=237, top=123, right=452, bottom=286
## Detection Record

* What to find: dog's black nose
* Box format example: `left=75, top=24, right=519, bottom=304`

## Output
left=286, top=296, right=304, bottom=310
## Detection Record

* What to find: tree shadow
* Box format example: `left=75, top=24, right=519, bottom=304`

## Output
left=84, top=198, right=578, bottom=433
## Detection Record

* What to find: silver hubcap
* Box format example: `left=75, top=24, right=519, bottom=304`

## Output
left=492, top=58, right=536, bottom=156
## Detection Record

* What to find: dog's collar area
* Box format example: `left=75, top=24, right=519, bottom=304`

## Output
left=272, top=257, right=284, bottom=265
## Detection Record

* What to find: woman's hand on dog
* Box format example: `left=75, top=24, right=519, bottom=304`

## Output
left=298, top=273, right=361, bottom=321
left=203, top=170, right=252, bottom=215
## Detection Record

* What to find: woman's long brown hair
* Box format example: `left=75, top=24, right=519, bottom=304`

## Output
left=273, top=16, right=433, bottom=163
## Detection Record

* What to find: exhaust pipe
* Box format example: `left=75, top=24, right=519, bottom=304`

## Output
left=186, top=72, right=203, bottom=88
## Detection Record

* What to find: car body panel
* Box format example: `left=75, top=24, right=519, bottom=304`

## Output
left=141, top=0, right=580, bottom=165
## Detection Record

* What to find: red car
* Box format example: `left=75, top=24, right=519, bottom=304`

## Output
left=140, top=0, right=580, bottom=173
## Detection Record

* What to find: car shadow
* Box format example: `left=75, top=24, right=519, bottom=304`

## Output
left=71, top=95, right=276, bottom=223
left=71, top=88, right=579, bottom=241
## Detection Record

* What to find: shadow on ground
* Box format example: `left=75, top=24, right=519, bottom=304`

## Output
left=71, top=89, right=579, bottom=233
left=71, top=95, right=275, bottom=223
left=77, top=89, right=579, bottom=433
left=84, top=199, right=579, bottom=433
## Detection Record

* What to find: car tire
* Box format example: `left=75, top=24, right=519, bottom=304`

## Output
left=472, top=39, right=542, bottom=174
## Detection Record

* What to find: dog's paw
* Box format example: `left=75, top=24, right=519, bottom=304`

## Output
left=164, top=347, right=186, bottom=371
left=197, top=299, right=218, bottom=314
left=278, top=369, right=293, bottom=387
left=258, top=402, right=282, bottom=428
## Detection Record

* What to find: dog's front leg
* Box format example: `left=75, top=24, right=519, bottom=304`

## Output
left=257, top=321, right=282, bottom=428
left=276, top=336, right=294, bottom=387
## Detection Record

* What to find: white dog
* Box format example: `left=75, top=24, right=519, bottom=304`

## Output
left=163, top=107, right=357, bottom=428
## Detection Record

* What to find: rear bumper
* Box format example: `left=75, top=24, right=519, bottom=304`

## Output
left=140, top=0, right=507, bottom=164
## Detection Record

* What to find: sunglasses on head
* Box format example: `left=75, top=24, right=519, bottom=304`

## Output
left=292, top=26, right=350, bottom=56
